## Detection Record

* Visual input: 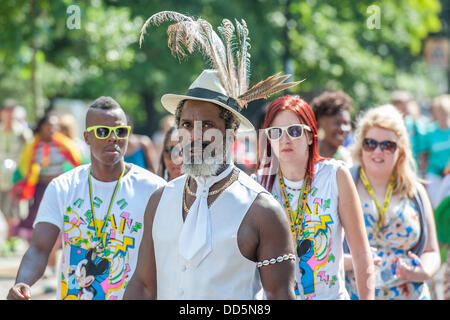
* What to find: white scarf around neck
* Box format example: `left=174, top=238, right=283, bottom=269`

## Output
left=179, top=163, right=235, bottom=268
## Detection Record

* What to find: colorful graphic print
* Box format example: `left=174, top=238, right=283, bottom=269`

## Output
left=60, top=197, right=142, bottom=300
left=280, top=187, right=336, bottom=299
left=345, top=198, right=430, bottom=300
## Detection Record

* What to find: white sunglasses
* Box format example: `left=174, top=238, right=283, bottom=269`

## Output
left=265, top=124, right=311, bottom=141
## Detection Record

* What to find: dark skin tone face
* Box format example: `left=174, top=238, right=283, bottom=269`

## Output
left=317, top=110, right=351, bottom=159
left=178, top=100, right=239, bottom=218
left=178, top=100, right=229, bottom=216
left=318, top=110, right=351, bottom=149
left=179, top=100, right=227, bottom=133
left=83, top=107, right=129, bottom=182
left=178, top=100, right=230, bottom=165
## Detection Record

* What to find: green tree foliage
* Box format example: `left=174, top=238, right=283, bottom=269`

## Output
left=284, top=0, right=442, bottom=113
left=0, top=0, right=444, bottom=134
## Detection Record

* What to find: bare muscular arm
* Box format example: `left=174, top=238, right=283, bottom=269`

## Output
left=7, top=222, right=59, bottom=300
left=240, top=192, right=296, bottom=300
left=123, top=186, right=164, bottom=300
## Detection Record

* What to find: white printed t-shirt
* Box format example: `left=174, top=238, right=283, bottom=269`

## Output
left=33, top=163, right=166, bottom=300
left=256, top=159, right=349, bottom=300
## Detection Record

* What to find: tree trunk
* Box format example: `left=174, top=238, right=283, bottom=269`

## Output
left=140, top=90, right=158, bottom=137
left=283, top=0, right=293, bottom=76
left=30, top=0, right=41, bottom=120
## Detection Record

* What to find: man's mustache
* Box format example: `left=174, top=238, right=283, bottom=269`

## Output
left=182, top=141, right=212, bottom=152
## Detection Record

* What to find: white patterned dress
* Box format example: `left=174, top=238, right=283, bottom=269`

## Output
left=345, top=182, right=431, bottom=300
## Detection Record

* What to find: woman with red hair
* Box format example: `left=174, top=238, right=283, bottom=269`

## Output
left=255, top=95, right=374, bottom=300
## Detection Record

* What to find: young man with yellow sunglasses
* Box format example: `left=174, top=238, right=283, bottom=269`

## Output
left=8, top=96, right=166, bottom=300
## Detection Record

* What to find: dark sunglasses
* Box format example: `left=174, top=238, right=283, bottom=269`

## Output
left=265, top=124, right=311, bottom=141
left=362, top=138, right=397, bottom=153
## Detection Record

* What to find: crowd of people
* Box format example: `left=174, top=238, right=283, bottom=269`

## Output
left=1, top=89, right=449, bottom=302
left=1, top=11, right=449, bottom=301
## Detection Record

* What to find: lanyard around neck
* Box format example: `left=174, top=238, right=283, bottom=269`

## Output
left=278, top=168, right=310, bottom=247
left=88, top=165, right=125, bottom=245
left=359, top=167, right=394, bottom=233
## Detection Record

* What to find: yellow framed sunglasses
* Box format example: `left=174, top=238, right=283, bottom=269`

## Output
left=86, top=125, right=131, bottom=139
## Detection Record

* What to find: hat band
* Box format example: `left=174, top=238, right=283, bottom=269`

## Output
left=186, top=88, right=241, bottom=113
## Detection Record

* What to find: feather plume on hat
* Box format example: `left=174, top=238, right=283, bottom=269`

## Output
left=140, top=11, right=303, bottom=111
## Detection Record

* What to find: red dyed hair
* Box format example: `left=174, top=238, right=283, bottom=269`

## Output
left=256, top=95, right=324, bottom=192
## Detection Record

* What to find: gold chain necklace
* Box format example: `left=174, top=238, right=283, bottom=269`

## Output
left=183, top=169, right=239, bottom=214
left=278, top=168, right=310, bottom=247
left=184, top=169, right=239, bottom=197
left=286, top=185, right=302, bottom=192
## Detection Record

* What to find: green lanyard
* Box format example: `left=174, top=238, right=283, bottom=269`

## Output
left=359, top=167, right=394, bottom=233
left=278, top=168, right=310, bottom=247
left=88, top=165, right=125, bottom=246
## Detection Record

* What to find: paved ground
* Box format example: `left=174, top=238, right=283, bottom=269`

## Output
left=0, top=248, right=57, bottom=300
left=0, top=246, right=446, bottom=300
left=430, top=264, right=446, bottom=300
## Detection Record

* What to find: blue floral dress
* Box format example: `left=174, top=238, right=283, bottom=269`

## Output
left=345, top=186, right=431, bottom=300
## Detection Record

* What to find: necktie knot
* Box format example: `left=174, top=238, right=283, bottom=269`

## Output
left=198, top=188, right=208, bottom=198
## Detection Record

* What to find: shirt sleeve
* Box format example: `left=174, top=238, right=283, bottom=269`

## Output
left=33, top=179, right=64, bottom=231
left=416, top=124, right=434, bottom=154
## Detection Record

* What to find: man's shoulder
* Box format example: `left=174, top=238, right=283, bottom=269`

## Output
left=251, top=191, right=283, bottom=213
left=236, top=169, right=267, bottom=194
left=52, top=164, right=89, bottom=184
left=239, top=170, right=283, bottom=218
left=156, top=174, right=186, bottom=197
left=128, top=163, right=167, bottom=188
left=165, top=174, right=187, bottom=187
left=246, top=190, right=287, bottom=238
left=231, top=169, right=278, bottom=212
left=44, top=164, right=89, bottom=195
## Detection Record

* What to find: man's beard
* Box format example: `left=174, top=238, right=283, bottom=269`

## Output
left=181, top=140, right=232, bottom=177
left=181, top=162, right=223, bottom=177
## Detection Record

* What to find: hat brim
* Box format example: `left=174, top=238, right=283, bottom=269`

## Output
left=161, top=93, right=255, bottom=132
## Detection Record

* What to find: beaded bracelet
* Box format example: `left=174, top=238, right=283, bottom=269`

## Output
left=256, top=253, right=296, bottom=268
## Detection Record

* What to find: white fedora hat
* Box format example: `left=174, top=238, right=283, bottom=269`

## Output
left=161, top=69, right=255, bottom=132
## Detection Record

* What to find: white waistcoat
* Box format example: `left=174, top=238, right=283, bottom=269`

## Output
left=153, top=169, right=266, bottom=300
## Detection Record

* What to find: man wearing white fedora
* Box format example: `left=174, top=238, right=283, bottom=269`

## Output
left=124, top=12, right=301, bottom=300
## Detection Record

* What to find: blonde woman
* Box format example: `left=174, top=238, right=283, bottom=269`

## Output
left=345, top=104, right=440, bottom=300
